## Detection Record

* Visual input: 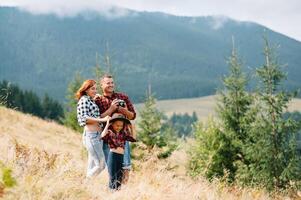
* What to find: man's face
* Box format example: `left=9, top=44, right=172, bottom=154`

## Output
left=101, top=77, right=114, bottom=93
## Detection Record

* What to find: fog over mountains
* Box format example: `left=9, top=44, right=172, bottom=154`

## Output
left=1, top=7, right=300, bottom=102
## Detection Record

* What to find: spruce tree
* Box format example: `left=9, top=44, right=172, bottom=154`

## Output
left=241, top=37, right=301, bottom=190
left=189, top=43, right=253, bottom=181
left=63, top=72, right=84, bottom=132
left=137, top=93, right=177, bottom=158
left=41, top=94, right=64, bottom=122
left=215, top=43, right=253, bottom=180
left=138, top=94, right=165, bottom=150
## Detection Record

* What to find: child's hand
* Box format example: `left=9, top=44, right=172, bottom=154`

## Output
left=93, top=93, right=101, bottom=100
left=105, top=116, right=111, bottom=121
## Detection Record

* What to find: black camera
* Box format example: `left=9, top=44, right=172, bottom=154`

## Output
left=117, top=99, right=126, bottom=107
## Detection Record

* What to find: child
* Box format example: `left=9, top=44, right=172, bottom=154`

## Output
left=101, top=113, right=136, bottom=190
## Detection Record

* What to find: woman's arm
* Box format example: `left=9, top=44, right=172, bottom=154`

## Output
left=77, top=96, right=110, bottom=126
left=85, top=115, right=110, bottom=124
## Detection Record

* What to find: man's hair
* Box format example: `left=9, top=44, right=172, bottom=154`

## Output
left=100, top=74, right=113, bottom=82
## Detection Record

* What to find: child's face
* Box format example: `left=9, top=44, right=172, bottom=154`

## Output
left=112, top=120, right=124, bottom=133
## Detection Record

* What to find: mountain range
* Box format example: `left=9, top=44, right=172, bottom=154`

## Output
left=0, top=7, right=300, bottom=102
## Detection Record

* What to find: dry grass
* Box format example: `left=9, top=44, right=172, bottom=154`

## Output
left=0, top=106, right=299, bottom=200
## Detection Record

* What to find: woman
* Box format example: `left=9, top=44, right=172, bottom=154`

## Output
left=76, top=79, right=110, bottom=177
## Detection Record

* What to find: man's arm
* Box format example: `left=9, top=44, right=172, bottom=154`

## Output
left=96, top=98, right=119, bottom=117
left=100, top=106, right=116, bottom=118
left=117, top=106, right=135, bottom=120
left=118, top=94, right=136, bottom=120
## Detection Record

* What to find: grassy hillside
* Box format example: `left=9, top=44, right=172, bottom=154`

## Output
left=136, top=95, right=301, bottom=122
left=0, top=106, right=298, bottom=199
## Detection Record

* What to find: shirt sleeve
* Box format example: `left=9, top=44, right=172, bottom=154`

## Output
left=123, top=94, right=136, bottom=120
left=124, top=126, right=137, bottom=142
left=125, top=135, right=136, bottom=142
left=77, top=97, right=90, bottom=127
left=94, top=96, right=104, bottom=115
left=102, top=129, right=112, bottom=144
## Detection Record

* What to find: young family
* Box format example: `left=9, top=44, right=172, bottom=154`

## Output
left=76, top=74, right=136, bottom=190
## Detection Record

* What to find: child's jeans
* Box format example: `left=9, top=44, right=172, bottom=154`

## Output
left=122, top=141, right=131, bottom=169
left=107, top=151, right=123, bottom=190
left=102, top=141, right=131, bottom=169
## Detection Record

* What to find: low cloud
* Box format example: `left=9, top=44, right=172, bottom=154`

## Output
left=1, top=0, right=301, bottom=41
left=209, top=16, right=229, bottom=30
left=3, top=0, right=131, bottom=18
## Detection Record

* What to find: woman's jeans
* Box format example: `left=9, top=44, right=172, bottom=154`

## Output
left=107, top=151, right=123, bottom=190
left=84, top=131, right=105, bottom=177
left=102, top=141, right=131, bottom=169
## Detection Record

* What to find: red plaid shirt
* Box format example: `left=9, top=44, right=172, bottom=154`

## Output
left=94, top=92, right=136, bottom=119
left=102, top=127, right=136, bottom=149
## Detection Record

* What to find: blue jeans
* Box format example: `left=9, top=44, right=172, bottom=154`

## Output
left=123, top=141, right=131, bottom=169
left=84, top=131, right=105, bottom=177
left=107, top=152, right=123, bottom=190
left=102, top=141, right=131, bottom=169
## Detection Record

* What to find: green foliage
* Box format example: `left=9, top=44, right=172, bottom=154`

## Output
left=1, top=168, right=16, bottom=188
left=189, top=43, right=253, bottom=181
left=188, top=118, right=233, bottom=179
left=188, top=118, right=223, bottom=179
left=138, top=94, right=166, bottom=149
left=0, top=80, right=64, bottom=121
left=215, top=45, right=254, bottom=180
left=236, top=37, right=301, bottom=190
left=42, top=94, right=64, bottom=122
left=164, top=112, right=198, bottom=138
left=0, top=161, right=17, bottom=197
left=62, top=72, right=83, bottom=132
left=283, top=112, right=301, bottom=154
left=189, top=37, right=301, bottom=191
left=157, top=125, right=179, bottom=159
left=137, top=93, right=178, bottom=159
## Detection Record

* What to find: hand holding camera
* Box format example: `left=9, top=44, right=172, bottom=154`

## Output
left=116, top=99, right=126, bottom=108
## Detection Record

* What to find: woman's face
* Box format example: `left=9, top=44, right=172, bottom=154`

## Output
left=86, top=84, right=97, bottom=98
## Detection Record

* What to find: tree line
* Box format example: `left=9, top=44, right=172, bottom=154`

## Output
left=0, top=80, right=64, bottom=122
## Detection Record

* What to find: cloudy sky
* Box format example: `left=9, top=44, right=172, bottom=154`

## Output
left=1, top=0, right=301, bottom=42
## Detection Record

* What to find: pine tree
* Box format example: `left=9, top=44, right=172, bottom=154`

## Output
left=216, top=43, right=254, bottom=180
left=189, top=42, right=253, bottom=181
left=63, top=72, right=84, bottom=132
left=137, top=93, right=178, bottom=158
left=188, top=117, right=225, bottom=178
left=138, top=94, right=165, bottom=150
left=241, top=37, right=301, bottom=190
left=41, top=94, right=64, bottom=122
left=22, top=90, right=43, bottom=117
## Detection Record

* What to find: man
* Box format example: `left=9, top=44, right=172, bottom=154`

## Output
left=95, top=74, right=136, bottom=183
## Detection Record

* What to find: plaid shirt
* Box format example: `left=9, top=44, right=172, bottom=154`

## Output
left=77, top=95, right=100, bottom=127
left=94, top=92, right=136, bottom=119
left=102, top=127, right=136, bottom=149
